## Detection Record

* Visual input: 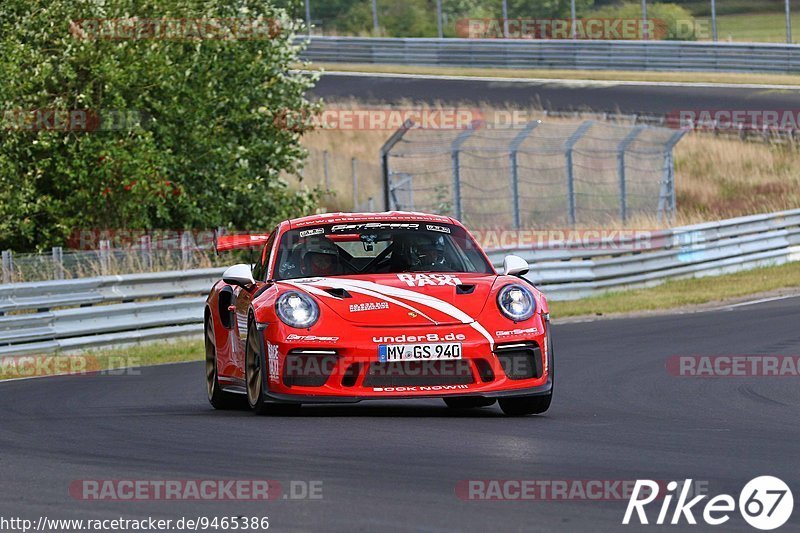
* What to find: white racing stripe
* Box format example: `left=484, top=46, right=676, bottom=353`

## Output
left=285, top=280, right=438, bottom=323
left=314, top=278, right=496, bottom=348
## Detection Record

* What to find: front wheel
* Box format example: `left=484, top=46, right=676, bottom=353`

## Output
left=245, top=320, right=300, bottom=416
left=499, top=332, right=554, bottom=416
left=498, top=393, right=551, bottom=416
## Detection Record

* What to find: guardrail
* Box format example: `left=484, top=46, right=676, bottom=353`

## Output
left=0, top=269, right=224, bottom=356
left=486, top=209, right=800, bottom=299
left=301, top=36, right=800, bottom=74
left=1, top=209, right=799, bottom=355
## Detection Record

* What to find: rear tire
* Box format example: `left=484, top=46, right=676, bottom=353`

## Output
left=443, top=397, right=496, bottom=409
left=245, top=319, right=301, bottom=416
left=205, top=318, right=245, bottom=410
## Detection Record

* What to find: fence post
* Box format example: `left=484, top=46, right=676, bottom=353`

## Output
left=509, top=121, right=541, bottom=230
left=786, top=0, right=792, bottom=43
left=657, top=130, right=687, bottom=223
left=181, top=231, right=195, bottom=269
left=641, top=0, right=649, bottom=39
left=99, top=240, right=111, bottom=275
left=564, top=121, right=593, bottom=226
left=436, top=0, right=443, bottom=38
left=2, top=250, right=13, bottom=284
left=617, top=126, right=644, bottom=224
left=323, top=150, right=330, bottom=190
left=451, top=127, right=477, bottom=221
left=380, top=119, right=414, bottom=211
left=140, top=235, right=153, bottom=270
left=351, top=157, right=358, bottom=211
left=371, top=0, right=379, bottom=34
left=52, top=246, right=64, bottom=280
left=710, top=0, right=718, bottom=41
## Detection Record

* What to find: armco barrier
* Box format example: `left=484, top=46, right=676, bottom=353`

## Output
left=0, top=269, right=224, bottom=356
left=1, top=209, right=799, bottom=355
left=300, top=36, right=800, bottom=74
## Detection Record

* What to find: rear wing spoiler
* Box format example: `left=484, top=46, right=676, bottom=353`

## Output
left=214, top=233, right=270, bottom=253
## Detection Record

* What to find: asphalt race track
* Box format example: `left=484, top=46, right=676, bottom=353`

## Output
left=2, top=296, right=799, bottom=532
left=311, top=72, right=800, bottom=115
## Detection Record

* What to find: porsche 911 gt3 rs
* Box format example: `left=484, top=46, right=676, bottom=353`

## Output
left=205, top=211, right=553, bottom=416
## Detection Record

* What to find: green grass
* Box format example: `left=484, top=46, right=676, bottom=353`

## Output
left=704, top=12, right=800, bottom=42
left=0, top=339, right=203, bottom=381
left=551, top=260, right=800, bottom=318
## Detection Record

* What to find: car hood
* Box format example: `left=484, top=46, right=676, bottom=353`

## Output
left=279, top=273, right=497, bottom=326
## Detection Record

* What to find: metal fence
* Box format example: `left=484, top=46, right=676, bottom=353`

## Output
left=301, top=148, right=381, bottom=211
left=301, top=36, right=800, bottom=74
left=380, top=120, right=685, bottom=228
left=1, top=236, right=224, bottom=284
left=1, top=208, right=798, bottom=355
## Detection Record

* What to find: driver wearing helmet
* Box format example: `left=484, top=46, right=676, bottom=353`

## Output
left=407, top=234, right=448, bottom=271
left=300, top=236, right=342, bottom=277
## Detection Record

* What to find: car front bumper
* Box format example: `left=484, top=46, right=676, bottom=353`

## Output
left=259, top=320, right=553, bottom=404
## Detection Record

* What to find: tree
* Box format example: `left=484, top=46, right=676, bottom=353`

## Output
left=0, top=0, right=320, bottom=251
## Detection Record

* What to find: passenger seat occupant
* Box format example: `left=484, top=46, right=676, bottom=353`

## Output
left=405, top=234, right=449, bottom=271
left=301, top=236, right=342, bottom=277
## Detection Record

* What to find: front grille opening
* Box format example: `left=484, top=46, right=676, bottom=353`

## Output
left=341, top=363, right=361, bottom=387
left=363, top=360, right=474, bottom=387
left=474, top=359, right=495, bottom=382
left=283, top=351, right=338, bottom=387
left=495, top=343, right=543, bottom=380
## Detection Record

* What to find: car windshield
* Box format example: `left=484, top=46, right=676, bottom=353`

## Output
left=273, top=222, right=494, bottom=280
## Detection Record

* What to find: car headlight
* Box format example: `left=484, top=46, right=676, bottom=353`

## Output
left=276, top=291, right=319, bottom=328
left=497, top=284, right=536, bottom=322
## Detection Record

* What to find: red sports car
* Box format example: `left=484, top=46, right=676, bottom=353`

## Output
left=205, top=212, right=553, bottom=416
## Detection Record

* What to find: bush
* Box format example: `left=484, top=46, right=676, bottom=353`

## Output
left=0, top=0, right=320, bottom=252
left=587, top=2, right=698, bottom=40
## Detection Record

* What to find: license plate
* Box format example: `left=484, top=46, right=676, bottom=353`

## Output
left=378, top=343, right=462, bottom=362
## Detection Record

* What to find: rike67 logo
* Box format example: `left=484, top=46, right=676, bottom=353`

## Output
left=623, top=476, right=793, bottom=530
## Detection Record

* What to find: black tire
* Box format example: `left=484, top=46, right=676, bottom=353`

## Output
left=443, top=397, right=497, bottom=409
left=245, top=319, right=301, bottom=416
left=205, top=317, right=246, bottom=410
left=498, top=393, right=551, bottom=416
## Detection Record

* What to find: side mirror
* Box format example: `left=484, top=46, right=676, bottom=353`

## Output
left=222, top=264, right=255, bottom=287
left=502, top=255, right=530, bottom=277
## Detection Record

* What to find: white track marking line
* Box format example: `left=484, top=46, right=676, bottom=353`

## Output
left=314, top=70, right=800, bottom=91
left=722, top=294, right=800, bottom=310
